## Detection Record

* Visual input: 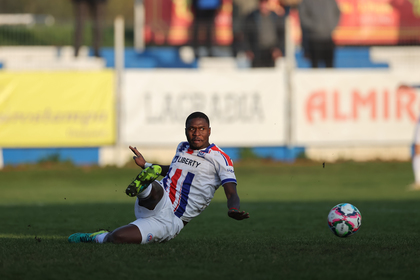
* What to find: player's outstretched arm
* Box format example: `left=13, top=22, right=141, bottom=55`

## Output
left=223, top=182, right=250, bottom=220
left=129, top=146, right=170, bottom=176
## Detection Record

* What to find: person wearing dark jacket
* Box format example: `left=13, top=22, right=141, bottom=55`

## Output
left=71, top=0, right=107, bottom=58
left=191, top=0, right=222, bottom=58
left=298, top=0, right=341, bottom=68
left=243, top=0, right=285, bottom=68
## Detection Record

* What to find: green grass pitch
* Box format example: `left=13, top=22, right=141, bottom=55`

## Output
left=1, top=160, right=419, bottom=280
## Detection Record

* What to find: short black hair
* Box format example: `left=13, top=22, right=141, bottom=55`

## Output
left=185, top=112, right=210, bottom=127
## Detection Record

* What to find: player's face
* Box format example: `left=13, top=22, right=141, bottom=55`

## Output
left=185, top=117, right=211, bottom=150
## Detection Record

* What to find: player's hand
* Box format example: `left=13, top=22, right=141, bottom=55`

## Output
left=129, top=146, right=146, bottom=168
left=228, top=209, right=250, bottom=220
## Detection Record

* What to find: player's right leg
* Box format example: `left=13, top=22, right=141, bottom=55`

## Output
left=68, top=230, right=108, bottom=243
left=102, top=182, right=166, bottom=244
left=68, top=184, right=162, bottom=244
left=104, top=224, right=143, bottom=244
left=68, top=166, right=163, bottom=244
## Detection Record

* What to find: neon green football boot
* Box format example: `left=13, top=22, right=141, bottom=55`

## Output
left=125, top=165, right=162, bottom=197
left=68, top=230, right=108, bottom=243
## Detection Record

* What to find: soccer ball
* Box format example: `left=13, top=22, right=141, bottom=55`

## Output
left=327, top=203, right=362, bottom=238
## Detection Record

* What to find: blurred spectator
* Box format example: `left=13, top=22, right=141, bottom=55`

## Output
left=231, top=1, right=242, bottom=57
left=403, top=83, right=420, bottom=190
left=411, top=104, right=420, bottom=190
left=191, top=0, right=222, bottom=58
left=71, top=0, right=107, bottom=58
left=268, top=0, right=285, bottom=15
left=298, top=0, right=341, bottom=68
left=231, top=0, right=259, bottom=57
left=243, top=0, right=285, bottom=68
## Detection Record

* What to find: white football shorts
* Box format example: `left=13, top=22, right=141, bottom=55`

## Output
left=130, top=184, right=184, bottom=244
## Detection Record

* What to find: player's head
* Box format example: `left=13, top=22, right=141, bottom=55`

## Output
left=185, top=112, right=211, bottom=150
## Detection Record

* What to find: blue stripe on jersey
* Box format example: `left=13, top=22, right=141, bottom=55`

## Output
left=221, top=178, right=237, bottom=185
left=203, top=144, right=215, bottom=153
left=162, top=167, right=172, bottom=191
left=174, top=172, right=194, bottom=218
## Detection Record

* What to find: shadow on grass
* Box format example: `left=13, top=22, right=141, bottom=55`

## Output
left=1, top=200, right=420, bottom=239
left=1, top=201, right=420, bottom=280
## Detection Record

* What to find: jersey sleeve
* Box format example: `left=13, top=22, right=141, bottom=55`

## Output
left=212, top=149, right=237, bottom=186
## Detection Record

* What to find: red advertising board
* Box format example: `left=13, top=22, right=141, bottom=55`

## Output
left=334, top=0, right=420, bottom=44
left=145, top=0, right=420, bottom=46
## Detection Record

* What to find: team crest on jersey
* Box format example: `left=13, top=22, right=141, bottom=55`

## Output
left=197, top=151, right=206, bottom=158
left=146, top=233, right=153, bottom=242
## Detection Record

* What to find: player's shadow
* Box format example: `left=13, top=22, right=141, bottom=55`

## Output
left=1, top=200, right=420, bottom=240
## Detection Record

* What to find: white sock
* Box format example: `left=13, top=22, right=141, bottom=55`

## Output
left=413, top=155, right=420, bottom=184
left=137, top=184, right=152, bottom=199
left=95, top=232, right=109, bottom=243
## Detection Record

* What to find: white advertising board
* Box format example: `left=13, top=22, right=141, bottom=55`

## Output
left=122, top=69, right=286, bottom=147
left=294, top=70, right=420, bottom=145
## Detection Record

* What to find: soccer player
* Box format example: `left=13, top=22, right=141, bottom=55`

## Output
left=68, top=112, right=250, bottom=244
left=401, top=84, right=420, bottom=190
left=411, top=114, right=420, bottom=190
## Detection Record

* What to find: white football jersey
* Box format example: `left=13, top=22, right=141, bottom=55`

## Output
left=159, top=141, right=237, bottom=223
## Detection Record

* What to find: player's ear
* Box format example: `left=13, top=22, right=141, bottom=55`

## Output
left=208, top=127, right=211, bottom=135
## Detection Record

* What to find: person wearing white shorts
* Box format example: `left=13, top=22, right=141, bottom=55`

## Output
left=68, top=112, right=250, bottom=244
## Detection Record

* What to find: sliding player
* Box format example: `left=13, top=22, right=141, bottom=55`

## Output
left=68, top=112, right=249, bottom=244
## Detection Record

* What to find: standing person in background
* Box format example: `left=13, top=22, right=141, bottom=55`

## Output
left=404, top=84, right=420, bottom=190
left=71, top=0, right=107, bottom=58
left=231, top=1, right=242, bottom=57
left=411, top=116, right=420, bottom=190
left=268, top=0, right=285, bottom=15
left=231, top=0, right=257, bottom=58
left=243, top=0, right=285, bottom=68
left=191, top=0, right=222, bottom=58
left=298, top=0, right=341, bottom=68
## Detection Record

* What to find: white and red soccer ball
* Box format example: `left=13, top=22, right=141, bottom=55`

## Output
left=327, top=203, right=362, bottom=237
